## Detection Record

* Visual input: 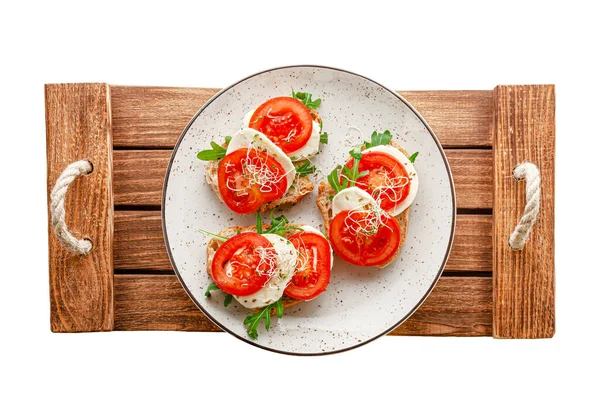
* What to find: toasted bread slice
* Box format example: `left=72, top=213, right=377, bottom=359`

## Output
left=204, top=110, right=322, bottom=212
left=206, top=225, right=308, bottom=312
left=316, top=140, right=411, bottom=268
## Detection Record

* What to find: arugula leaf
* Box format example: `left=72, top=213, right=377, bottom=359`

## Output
left=291, top=88, right=322, bottom=109
left=295, top=160, right=317, bottom=177
left=197, top=136, right=232, bottom=161
left=198, top=229, right=228, bottom=242
left=364, top=130, right=392, bottom=149
left=409, top=151, right=419, bottom=163
left=320, top=132, right=328, bottom=144
left=204, top=282, right=220, bottom=297
left=256, top=212, right=263, bottom=234
left=205, top=281, right=234, bottom=307
left=243, top=299, right=284, bottom=339
left=327, top=165, right=347, bottom=194
left=224, top=294, right=233, bottom=307
left=327, top=146, right=369, bottom=192
left=262, top=212, right=303, bottom=236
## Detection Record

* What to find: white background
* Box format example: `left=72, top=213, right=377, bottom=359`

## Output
left=1, top=1, right=597, bottom=395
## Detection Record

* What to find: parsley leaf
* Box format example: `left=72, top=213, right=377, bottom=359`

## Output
left=295, top=160, right=317, bottom=177
left=320, top=132, right=328, bottom=144
left=197, top=136, right=232, bottom=161
left=409, top=151, right=419, bottom=163
left=243, top=299, right=284, bottom=339
left=364, top=130, right=392, bottom=149
left=198, top=229, right=228, bottom=242
left=291, top=88, right=322, bottom=109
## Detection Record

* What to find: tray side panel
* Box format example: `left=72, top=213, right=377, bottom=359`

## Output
left=46, top=83, right=114, bottom=332
left=492, top=85, right=555, bottom=338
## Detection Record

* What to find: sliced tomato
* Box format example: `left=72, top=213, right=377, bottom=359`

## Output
left=346, top=151, right=410, bottom=211
left=248, top=97, right=313, bottom=154
left=329, top=209, right=401, bottom=267
left=284, top=232, right=332, bottom=300
left=211, top=233, right=275, bottom=296
left=217, top=148, right=288, bottom=214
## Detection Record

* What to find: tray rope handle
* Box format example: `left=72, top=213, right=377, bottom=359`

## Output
left=509, top=162, right=541, bottom=250
left=50, top=159, right=94, bottom=255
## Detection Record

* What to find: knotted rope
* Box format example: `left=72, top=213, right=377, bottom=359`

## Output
left=508, top=162, right=541, bottom=250
left=50, top=160, right=93, bottom=255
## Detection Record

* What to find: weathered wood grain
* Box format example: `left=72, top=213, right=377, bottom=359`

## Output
left=46, top=83, right=114, bottom=332
left=492, top=85, right=555, bottom=339
left=392, top=277, right=492, bottom=336
left=402, top=90, right=492, bottom=147
left=446, top=214, right=492, bottom=272
left=113, top=149, right=492, bottom=208
left=113, top=150, right=170, bottom=206
left=114, top=275, right=491, bottom=336
left=446, top=149, right=493, bottom=209
left=114, top=211, right=491, bottom=272
left=110, top=86, right=492, bottom=148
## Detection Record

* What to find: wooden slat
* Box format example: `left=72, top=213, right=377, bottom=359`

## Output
left=447, top=149, right=493, bottom=209
left=111, top=86, right=492, bottom=148
left=46, top=83, right=114, bottom=332
left=114, top=275, right=491, bottom=336
left=113, top=150, right=170, bottom=206
left=446, top=214, right=492, bottom=272
left=111, top=86, right=219, bottom=148
left=401, top=91, right=492, bottom=147
left=392, top=277, right=492, bottom=336
left=114, top=211, right=491, bottom=272
left=114, top=211, right=169, bottom=270
left=113, top=149, right=492, bottom=209
left=492, top=85, right=555, bottom=338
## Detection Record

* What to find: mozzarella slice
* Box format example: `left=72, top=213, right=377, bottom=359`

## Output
left=233, top=234, right=298, bottom=309
left=362, top=145, right=419, bottom=216
left=331, top=186, right=379, bottom=217
left=226, top=128, right=296, bottom=190
left=299, top=225, right=334, bottom=269
left=243, top=108, right=322, bottom=160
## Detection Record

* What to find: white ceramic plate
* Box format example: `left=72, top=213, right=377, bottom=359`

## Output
left=162, top=65, right=455, bottom=355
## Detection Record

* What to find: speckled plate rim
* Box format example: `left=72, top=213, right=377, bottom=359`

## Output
left=162, top=64, right=456, bottom=356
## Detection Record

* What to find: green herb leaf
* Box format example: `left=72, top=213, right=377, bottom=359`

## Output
left=320, top=132, right=328, bottom=144
left=364, top=130, right=392, bottom=149
left=291, top=89, right=322, bottom=109
left=205, top=281, right=220, bottom=297
left=409, top=151, right=419, bottom=163
left=243, top=299, right=283, bottom=339
left=224, top=135, right=232, bottom=145
left=224, top=294, right=233, bottom=307
left=295, top=160, right=317, bottom=177
left=198, top=229, right=228, bottom=242
left=256, top=212, right=263, bottom=234
left=260, top=212, right=303, bottom=237
left=197, top=140, right=228, bottom=161
left=275, top=299, right=284, bottom=318
left=327, top=165, right=347, bottom=194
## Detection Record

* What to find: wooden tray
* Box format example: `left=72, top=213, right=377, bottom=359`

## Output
left=45, top=84, right=555, bottom=338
